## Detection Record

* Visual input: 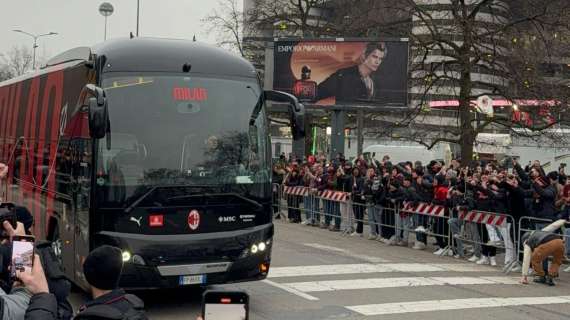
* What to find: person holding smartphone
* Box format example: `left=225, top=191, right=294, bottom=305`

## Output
left=21, top=245, right=148, bottom=320
left=0, top=220, right=37, bottom=320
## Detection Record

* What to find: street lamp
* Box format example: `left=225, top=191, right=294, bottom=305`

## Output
left=12, top=30, right=58, bottom=70
left=99, top=2, right=114, bottom=41
left=136, top=0, right=140, bottom=37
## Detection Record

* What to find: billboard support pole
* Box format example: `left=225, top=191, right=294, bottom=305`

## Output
left=304, top=113, right=313, bottom=156
left=292, top=138, right=305, bottom=161
left=357, top=109, right=364, bottom=157
left=330, top=109, right=345, bottom=159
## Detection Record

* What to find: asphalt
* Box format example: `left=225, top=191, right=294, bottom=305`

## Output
left=70, top=219, right=570, bottom=319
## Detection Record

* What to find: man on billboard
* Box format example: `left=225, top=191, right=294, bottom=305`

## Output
left=316, top=42, right=387, bottom=102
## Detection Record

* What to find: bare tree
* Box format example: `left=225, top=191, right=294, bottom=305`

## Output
left=383, top=0, right=570, bottom=162
left=246, top=0, right=335, bottom=37
left=324, top=0, right=410, bottom=37
left=0, top=46, right=33, bottom=79
left=202, top=0, right=247, bottom=57
left=0, top=63, right=12, bottom=82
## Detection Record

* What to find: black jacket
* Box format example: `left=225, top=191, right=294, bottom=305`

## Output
left=415, top=177, right=434, bottom=203
left=317, top=65, right=374, bottom=102
left=499, top=181, right=529, bottom=222
left=401, top=186, right=420, bottom=203
left=363, top=177, right=385, bottom=205
left=25, top=289, right=147, bottom=320
left=349, top=176, right=365, bottom=203
left=532, top=182, right=558, bottom=220
left=524, top=230, right=561, bottom=250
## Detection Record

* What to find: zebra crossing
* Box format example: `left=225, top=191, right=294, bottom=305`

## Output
left=254, top=219, right=570, bottom=320
left=261, top=236, right=570, bottom=319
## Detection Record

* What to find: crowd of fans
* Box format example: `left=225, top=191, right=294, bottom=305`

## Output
left=273, top=152, right=570, bottom=278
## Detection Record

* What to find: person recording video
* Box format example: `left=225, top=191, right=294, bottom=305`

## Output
left=0, top=166, right=73, bottom=320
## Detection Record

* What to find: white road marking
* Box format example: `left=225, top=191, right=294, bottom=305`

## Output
left=261, top=280, right=319, bottom=301
left=303, top=243, right=389, bottom=263
left=284, top=276, right=520, bottom=292
left=268, top=263, right=494, bottom=278
left=346, top=296, right=570, bottom=316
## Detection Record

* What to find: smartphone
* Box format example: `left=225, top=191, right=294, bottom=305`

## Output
left=202, top=290, right=249, bottom=320
left=11, top=235, right=35, bottom=279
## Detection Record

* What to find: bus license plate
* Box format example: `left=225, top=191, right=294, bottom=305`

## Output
left=179, top=275, right=206, bottom=285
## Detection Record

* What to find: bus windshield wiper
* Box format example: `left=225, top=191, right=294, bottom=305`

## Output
left=123, top=184, right=214, bottom=213
left=168, top=192, right=263, bottom=210
left=124, top=186, right=158, bottom=213
left=213, top=193, right=263, bottom=210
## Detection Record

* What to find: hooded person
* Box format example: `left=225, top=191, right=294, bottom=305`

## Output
left=23, top=245, right=147, bottom=320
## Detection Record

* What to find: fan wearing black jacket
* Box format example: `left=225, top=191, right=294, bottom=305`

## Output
left=363, top=168, right=385, bottom=240
left=350, top=168, right=366, bottom=236
left=22, top=246, right=147, bottom=320
left=395, top=177, right=420, bottom=247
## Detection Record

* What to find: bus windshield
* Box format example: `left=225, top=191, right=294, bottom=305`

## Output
left=96, top=74, right=270, bottom=205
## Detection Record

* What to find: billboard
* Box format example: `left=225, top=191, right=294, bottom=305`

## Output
left=273, top=39, right=409, bottom=106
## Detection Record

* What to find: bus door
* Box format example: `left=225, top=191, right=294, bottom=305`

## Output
left=69, top=109, right=92, bottom=287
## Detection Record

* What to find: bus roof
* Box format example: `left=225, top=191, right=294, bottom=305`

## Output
left=92, top=37, right=257, bottom=77
left=0, top=38, right=258, bottom=87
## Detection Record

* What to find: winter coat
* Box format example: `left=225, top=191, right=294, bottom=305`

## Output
left=532, top=182, right=558, bottom=220
left=350, top=176, right=365, bottom=203
left=25, top=289, right=147, bottom=320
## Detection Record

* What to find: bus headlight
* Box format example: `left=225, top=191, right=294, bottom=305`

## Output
left=258, top=242, right=266, bottom=252
left=251, top=244, right=258, bottom=254
left=122, top=251, right=132, bottom=262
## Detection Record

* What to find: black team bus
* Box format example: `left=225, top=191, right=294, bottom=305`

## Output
left=0, top=38, right=304, bottom=290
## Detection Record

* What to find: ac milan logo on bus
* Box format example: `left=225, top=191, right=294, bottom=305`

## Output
left=188, top=210, right=200, bottom=230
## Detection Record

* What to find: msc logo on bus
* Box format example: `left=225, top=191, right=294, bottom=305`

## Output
left=188, top=210, right=200, bottom=231
left=218, top=216, right=236, bottom=223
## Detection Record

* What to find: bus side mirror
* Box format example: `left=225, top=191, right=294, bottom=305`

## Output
left=85, top=84, right=109, bottom=139
left=264, top=90, right=305, bottom=140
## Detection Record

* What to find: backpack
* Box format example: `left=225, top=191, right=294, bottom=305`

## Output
left=75, top=294, right=147, bottom=320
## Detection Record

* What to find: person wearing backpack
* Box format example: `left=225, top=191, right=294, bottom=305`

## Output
left=21, top=245, right=147, bottom=320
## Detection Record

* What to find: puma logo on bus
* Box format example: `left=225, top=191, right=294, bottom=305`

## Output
left=130, top=216, right=143, bottom=227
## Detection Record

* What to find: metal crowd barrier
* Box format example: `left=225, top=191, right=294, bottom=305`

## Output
left=275, top=186, right=570, bottom=275
left=450, top=207, right=517, bottom=271
left=399, top=201, right=452, bottom=255
left=272, top=183, right=283, bottom=220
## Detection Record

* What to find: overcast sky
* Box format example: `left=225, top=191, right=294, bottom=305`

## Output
left=0, top=0, right=234, bottom=60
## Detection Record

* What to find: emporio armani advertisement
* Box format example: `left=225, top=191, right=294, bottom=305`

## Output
left=273, top=39, right=409, bottom=107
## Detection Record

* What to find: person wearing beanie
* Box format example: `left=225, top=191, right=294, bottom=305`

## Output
left=22, top=245, right=147, bottom=320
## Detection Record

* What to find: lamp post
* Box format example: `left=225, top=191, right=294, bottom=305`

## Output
left=99, top=2, right=114, bottom=41
left=136, top=0, right=140, bottom=37
left=12, top=30, right=58, bottom=70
